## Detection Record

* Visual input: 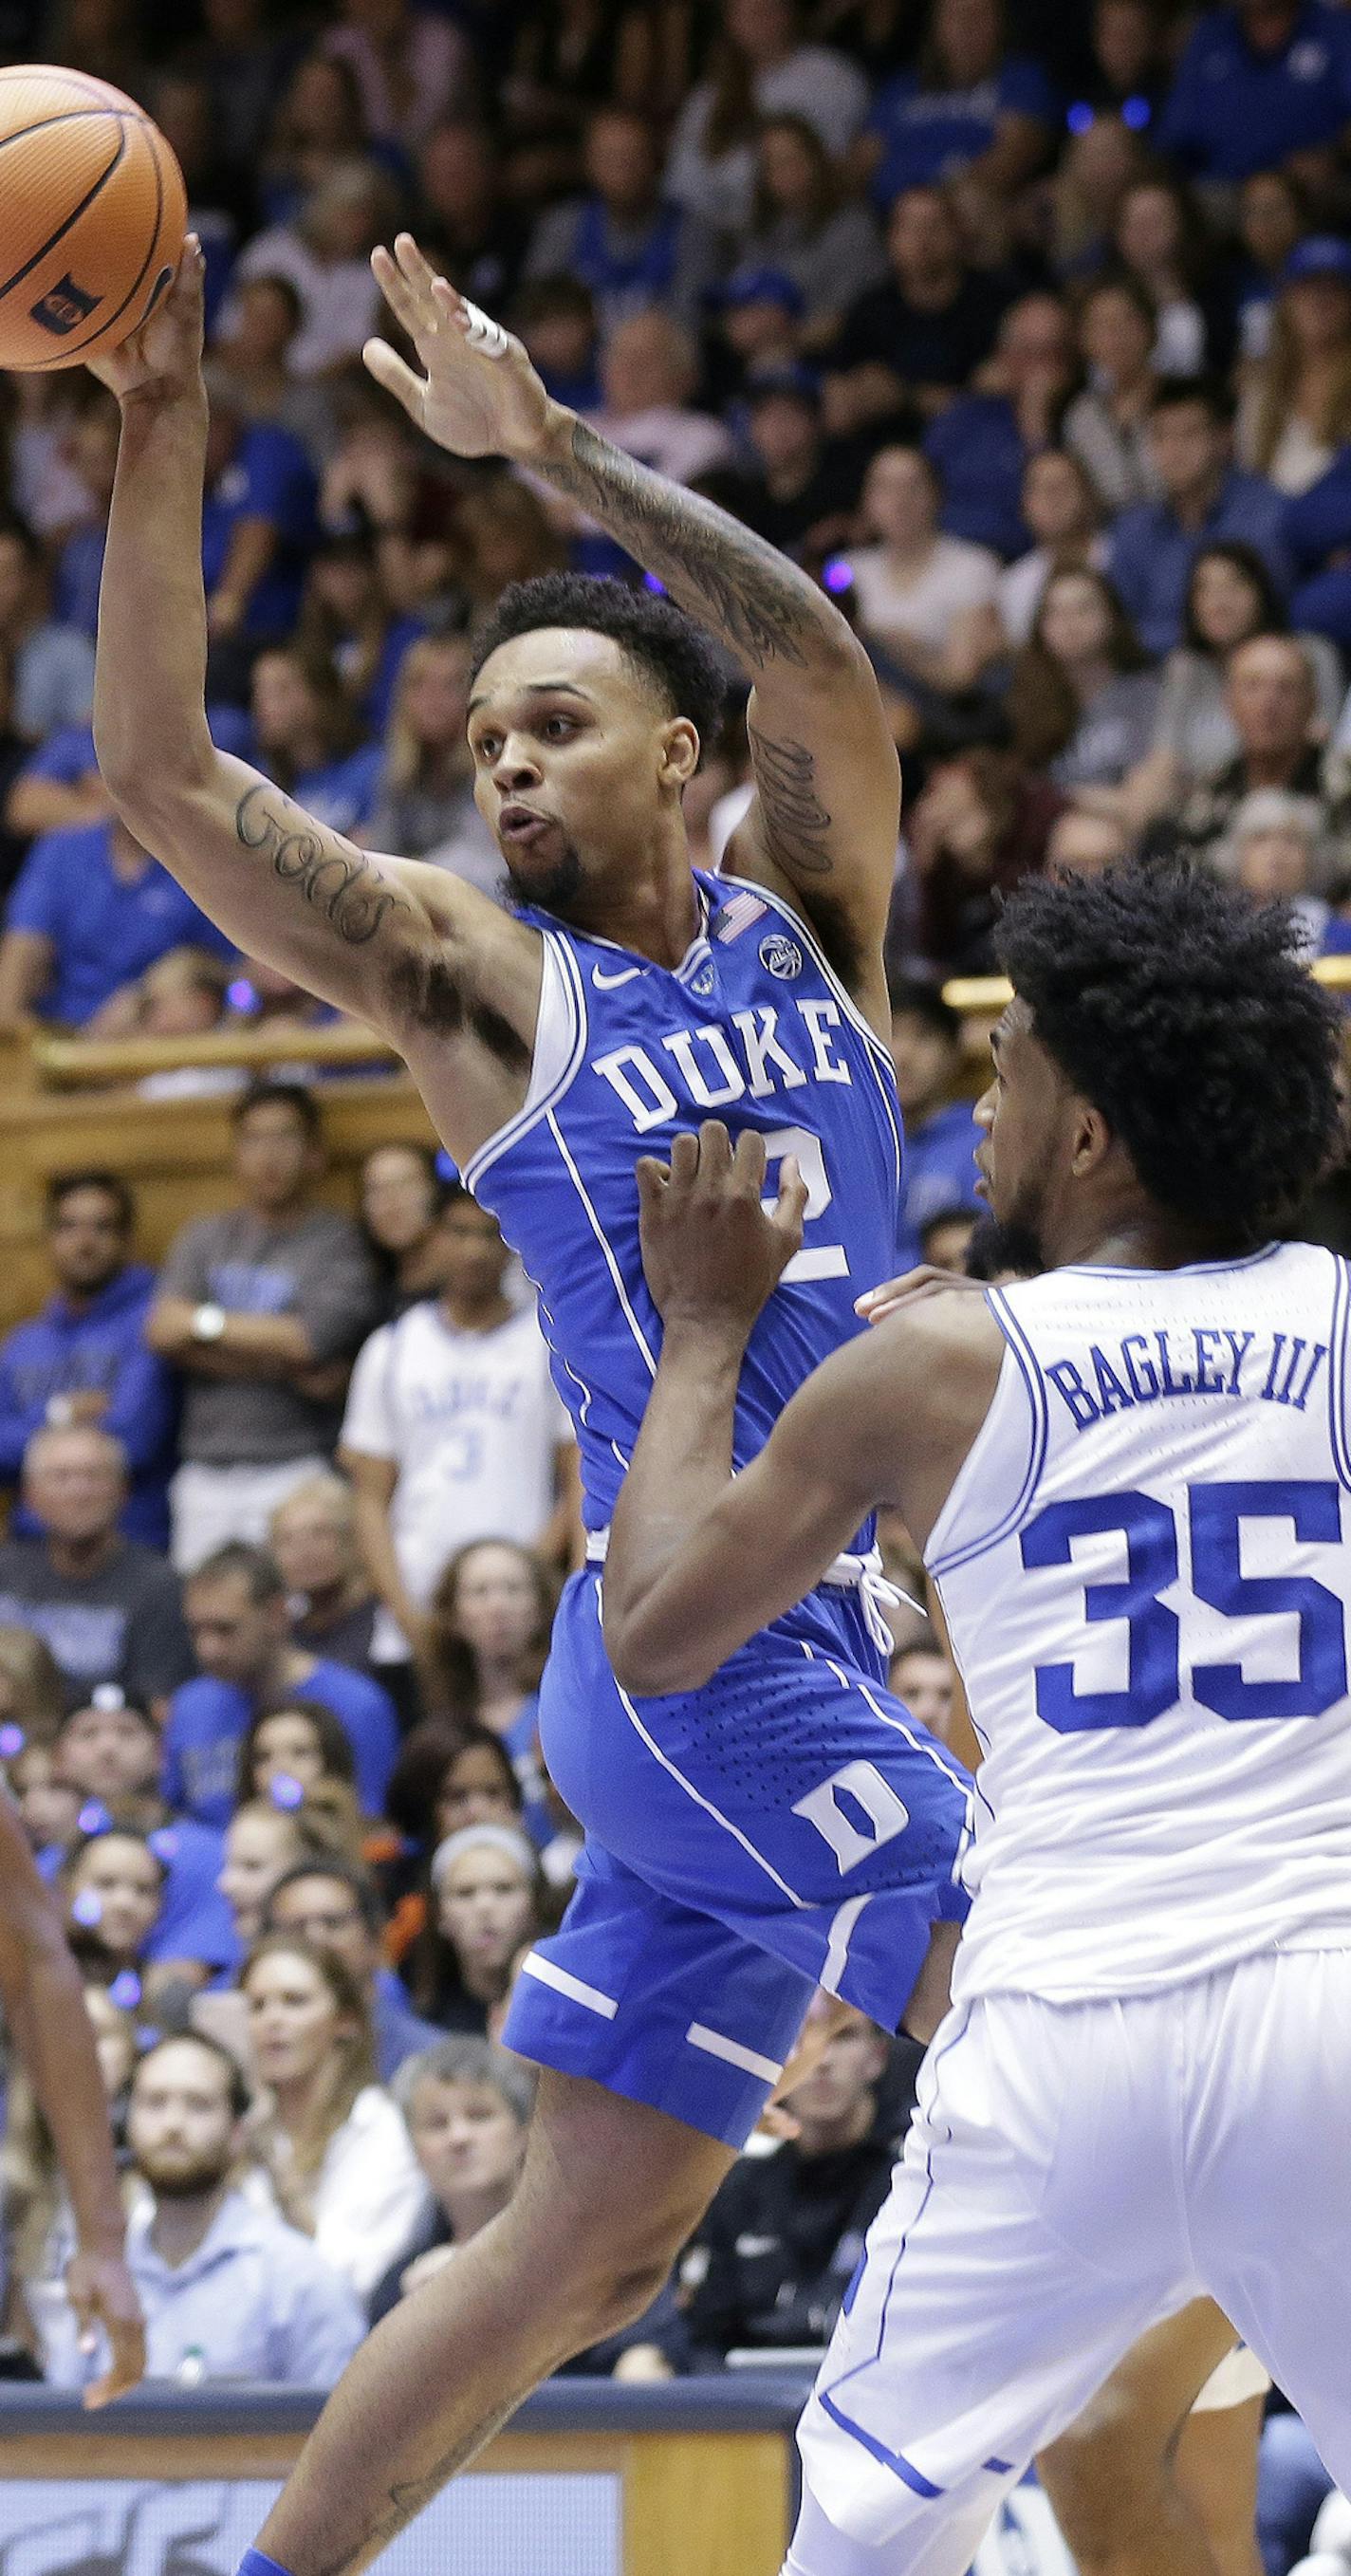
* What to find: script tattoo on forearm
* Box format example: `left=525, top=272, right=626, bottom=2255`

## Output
left=235, top=783, right=414, bottom=946
left=747, top=724, right=834, bottom=876
left=542, top=421, right=831, bottom=675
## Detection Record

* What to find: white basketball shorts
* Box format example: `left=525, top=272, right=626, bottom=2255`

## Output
left=787, top=1946, right=1351, bottom=2576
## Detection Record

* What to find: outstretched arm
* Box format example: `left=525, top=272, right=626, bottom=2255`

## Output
left=366, top=241, right=898, bottom=1025
left=0, top=1793, right=143, bottom=2404
left=89, top=244, right=537, bottom=1118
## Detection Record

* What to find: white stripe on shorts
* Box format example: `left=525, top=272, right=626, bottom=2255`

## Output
left=518, top=1952, right=619, bottom=2019
left=687, top=2022, right=784, bottom=2084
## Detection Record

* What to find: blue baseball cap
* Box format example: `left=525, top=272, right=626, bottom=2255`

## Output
left=1284, top=235, right=1351, bottom=287
left=719, top=266, right=805, bottom=317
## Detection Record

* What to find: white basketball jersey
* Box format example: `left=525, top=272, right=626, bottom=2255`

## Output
left=928, top=1241, right=1351, bottom=2006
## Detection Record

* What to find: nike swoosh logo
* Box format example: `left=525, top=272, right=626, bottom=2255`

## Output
left=592, top=964, right=641, bottom=989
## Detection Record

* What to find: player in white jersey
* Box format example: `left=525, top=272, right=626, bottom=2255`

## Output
left=602, top=860, right=1351, bottom=2576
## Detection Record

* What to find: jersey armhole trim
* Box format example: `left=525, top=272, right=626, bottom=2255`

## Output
left=925, top=1287, right=1048, bottom=1577
left=463, top=933, right=587, bottom=1195
left=1327, top=1248, right=1351, bottom=1493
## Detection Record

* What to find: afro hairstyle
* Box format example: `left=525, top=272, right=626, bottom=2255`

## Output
left=469, top=572, right=727, bottom=758
left=996, top=861, right=1342, bottom=1243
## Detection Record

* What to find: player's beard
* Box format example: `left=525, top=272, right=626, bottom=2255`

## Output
left=502, top=839, right=584, bottom=917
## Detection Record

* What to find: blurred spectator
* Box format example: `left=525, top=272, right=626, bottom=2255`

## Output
left=150, top=68, right=253, bottom=328
left=924, top=291, right=1077, bottom=558
left=1146, top=541, right=1343, bottom=789
left=502, top=0, right=647, bottom=146
left=51, top=390, right=120, bottom=641
left=0, top=816, right=234, bottom=1035
left=369, top=2037, right=533, bottom=2321
left=842, top=443, right=1002, bottom=691
left=825, top=184, right=1009, bottom=436
left=1074, top=0, right=1172, bottom=126
left=906, top=732, right=1064, bottom=973
left=511, top=276, right=602, bottom=412
left=0, top=1171, right=176, bottom=1551
left=1109, top=175, right=1228, bottom=380
left=1239, top=237, right=1351, bottom=498
left=1164, top=632, right=1351, bottom=862
left=0, top=1621, right=65, bottom=1751
left=241, top=1932, right=428, bottom=2298
left=711, top=268, right=806, bottom=408
left=1157, top=0, right=1351, bottom=186
left=997, top=447, right=1109, bottom=646
left=186, top=0, right=292, bottom=176
left=200, top=382, right=320, bottom=658
left=699, top=370, right=863, bottom=564
left=454, top=474, right=569, bottom=625
left=299, top=533, right=422, bottom=732
left=527, top=108, right=719, bottom=334
left=1064, top=275, right=1161, bottom=516
left=270, top=1473, right=380, bottom=1677
left=164, top=1541, right=398, bottom=1826
left=419, top=1540, right=558, bottom=1802
left=422, top=1726, right=525, bottom=1844
left=259, top=54, right=375, bottom=229
left=1284, top=439, right=1351, bottom=651
left=889, top=1637, right=959, bottom=1739
left=232, top=160, right=398, bottom=380
left=218, top=1797, right=345, bottom=1952
left=889, top=978, right=983, bottom=1268
left=416, top=120, right=529, bottom=317
left=120, top=950, right=242, bottom=1103
left=1220, top=788, right=1332, bottom=948
left=586, top=312, right=735, bottom=490
left=666, top=0, right=870, bottom=233
left=859, top=0, right=1055, bottom=212
left=359, top=1140, right=449, bottom=1319
left=41, top=2032, right=367, bottom=2390
left=730, top=116, right=888, bottom=345
left=1042, top=806, right=1134, bottom=875
left=61, top=1825, right=168, bottom=1992
left=408, top=1823, right=543, bottom=2034
left=1048, top=107, right=1148, bottom=278
left=369, top=633, right=499, bottom=888
left=1, top=1986, right=138, bottom=2353
left=340, top=1188, right=576, bottom=1671
left=5, top=722, right=110, bottom=844
left=148, top=1081, right=379, bottom=1572
left=322, top=0, right=476, bottom=152
left=1231, top=167, right=1308, bottom=362
left=56, top=1694, right=162, bottom=1819
left=0, top=1426, right=193, bottom=1715
left=1106, top=378, right=1290, bottom=658
left=0, top=516, right=94, bottom=743
left=682, top=2005, right=896, bottom=2363
left=250, top=644, right=382, bottom=835
left=207, top=276, right=335, bottom=463
left=235, top=1699, right=360, bottom=1814
left=7, top=1735, right=83, bottom=1871
left=265, top=1854, right=442, bottom=2081
left=1007, top=565, right=1158, bottom=799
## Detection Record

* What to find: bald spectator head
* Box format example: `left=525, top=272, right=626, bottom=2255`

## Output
left=1045, top=810, right=1133, bottom=878
left=23, top=1424, right=128, bottom=1554
left=601, top=311, right=699, bottom=416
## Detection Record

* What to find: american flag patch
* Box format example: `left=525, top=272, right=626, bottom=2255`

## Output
left=714, top=891, right=767, bottom=943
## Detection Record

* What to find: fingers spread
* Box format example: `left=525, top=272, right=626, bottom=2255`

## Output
left=695, top=1120, right=732, bottom=1180
left=668, top=1130, right=700, bottom=1185
left=362, top=340, right=425, bottom=416
left=731, top=1128, right=768, bottom=1192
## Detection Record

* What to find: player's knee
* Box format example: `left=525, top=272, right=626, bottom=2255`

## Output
left=499, top=2176, right=680, bottom=2335
left=1038, top=2398, right=1171, bottom=2569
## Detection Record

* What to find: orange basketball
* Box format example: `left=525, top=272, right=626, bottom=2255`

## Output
left=0, top=65, right=186, bottom=373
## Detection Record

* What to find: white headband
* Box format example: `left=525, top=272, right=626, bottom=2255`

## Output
left=430, top=1823, right=537, bottom=1890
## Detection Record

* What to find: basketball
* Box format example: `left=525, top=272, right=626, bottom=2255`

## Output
left=0, top=65, right=186, bottom=374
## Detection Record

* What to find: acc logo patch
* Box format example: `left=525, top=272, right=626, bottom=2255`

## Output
left=759, top=933, right=803, bottom=980
left=29, top=273, right=102, bottom=335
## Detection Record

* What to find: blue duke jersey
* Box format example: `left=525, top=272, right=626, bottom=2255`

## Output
left=467, top=871, right=903, bottom=1573
left=928, top=1241, right=1351, bottom=2010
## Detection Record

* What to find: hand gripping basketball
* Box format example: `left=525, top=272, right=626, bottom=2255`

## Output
left=86, top=232, right=205, bottom=405
left=364, top=232, right=558, bottom=463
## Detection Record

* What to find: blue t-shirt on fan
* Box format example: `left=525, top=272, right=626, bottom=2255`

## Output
left=5, top=820, right=235, bottom=1026
left=161, top=1660, right=399, bottom=1827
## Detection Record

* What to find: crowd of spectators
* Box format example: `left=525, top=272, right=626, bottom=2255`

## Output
left=0, top=0, right=1343, bottom=2559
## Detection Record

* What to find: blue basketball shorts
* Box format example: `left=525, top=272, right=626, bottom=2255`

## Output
left=502, top=1572, right=973, bottom=2148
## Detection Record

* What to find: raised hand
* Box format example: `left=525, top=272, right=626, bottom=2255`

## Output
left=637, top=1122, right=807, bottom=1333
left=364, top=234, right=558, bottom=463
left=88, top=234, right=205, bottom=408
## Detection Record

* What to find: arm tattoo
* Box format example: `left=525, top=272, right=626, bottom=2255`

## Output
left=541, top=421, right=833, bottom=676
left=235, top=783, right=414, bottom=947
left=748, top=725, right=835, bottom=877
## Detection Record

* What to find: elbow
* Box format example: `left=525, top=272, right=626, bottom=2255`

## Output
left=601, top=1594, right=712, bottom=1698
left=94, top=717, right=213, bottom=822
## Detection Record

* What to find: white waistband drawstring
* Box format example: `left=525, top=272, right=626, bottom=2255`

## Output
left=583, top=1529, right=919, bottom=1659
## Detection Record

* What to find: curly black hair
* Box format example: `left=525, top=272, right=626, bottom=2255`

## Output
left=470, top=572, right=727, bottom=752
left=996, top=862, right=1342, bottom=1242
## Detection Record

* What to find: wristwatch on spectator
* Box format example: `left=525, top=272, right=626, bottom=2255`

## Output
left=191, top=1302, right=228, bottom=1344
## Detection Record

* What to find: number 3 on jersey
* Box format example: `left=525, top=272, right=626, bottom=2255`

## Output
left=1021, top=1478, right=1348, bottom=1732
left=760, top=1126, right=848, bottom=1283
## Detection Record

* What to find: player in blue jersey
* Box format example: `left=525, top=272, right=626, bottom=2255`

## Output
left=90, top=235, right=970, bottom=2574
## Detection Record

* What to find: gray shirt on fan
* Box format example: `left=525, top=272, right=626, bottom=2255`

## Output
left=157, top=1208, right=379, bottom=1467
